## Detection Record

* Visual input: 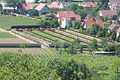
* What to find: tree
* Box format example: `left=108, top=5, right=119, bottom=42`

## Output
left=68, top=45, right=77, bottom=54
left=89, top=39, right=98, bottom=52
left=110, top=15, right=118, bottom=20
left=28, top=9, right=39, bottom=17
left=73, top=20, right=81, bottom=29
left=5, top=0, right=25, bottom=12
left=115, top=44, right=120, bottom=56
left=20, top=42, right=26, bottom=48
left=76, top=9, right=88, bottom=19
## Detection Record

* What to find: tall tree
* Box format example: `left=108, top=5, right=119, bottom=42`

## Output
left=5, top=0, right=25, bottom=12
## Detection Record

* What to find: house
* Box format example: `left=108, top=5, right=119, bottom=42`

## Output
left=26, top=0, right=35, bottom=3
left=47, top=1, right=60, bottom=8
left=83, top=2, right=96, bottom=11
left=22, top=4, right=32, bottom=10
left=98, top=10, right=117, bottom=17
left=57, top=11, right=81, bottom=28
left=109, top=0, right=120, bottom=10
left=19, top=3, right=32, bottom=15
left=0, top=2, right=17, bottom=14
left=35, top=3, right=50, bottom=15
left=83, top=18, right=104, bottom=28
left=108, top=23, right=120, bottom=37
left=59, top=2, right=72, bottom=9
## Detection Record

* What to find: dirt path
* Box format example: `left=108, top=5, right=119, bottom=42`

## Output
left=9, top=31, right=36, bottom=44
left=0, top=29, right=36, bottom=44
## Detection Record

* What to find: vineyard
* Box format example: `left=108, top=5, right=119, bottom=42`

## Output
left=0, top=52, right=119, bottom=80
left=22, top=29, right=89, bottom=45
left=13, top=29, right=105, bottom=53
left=0, top=15, right=39, bottom=29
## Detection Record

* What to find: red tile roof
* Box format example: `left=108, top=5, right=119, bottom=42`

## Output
left=47, top=1, right=60, bottom=8
left=117, top=27, right=120, bottom=32
left=35, top=3, right=46, bottom=11
left=84, top=2, right=96, bottom=7
left=84, top=18, right=104, bottom=28
left=46, top=13, right=57, bottom=16
left=108, top=23, right=117, bottom=30
left=58, top=11, right=75, bottom=16
left=99, top=10, right=117, bottom=17
left=108, top=23, right=120, bottom=32
left=58, top=11, right=81, bottom=21
left=22, top=4, right=31, bottom=10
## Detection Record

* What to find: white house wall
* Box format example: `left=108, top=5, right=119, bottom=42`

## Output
left=59, top=3, right=64, bottom=8
left=61, top=18, right=66, bottom=28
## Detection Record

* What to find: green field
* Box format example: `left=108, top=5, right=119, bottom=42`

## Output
left=0, top=32, right=17, bottom=38
left=0, top=15, right=40, bottom=29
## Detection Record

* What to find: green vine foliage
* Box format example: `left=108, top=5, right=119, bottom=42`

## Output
left=0, top=52, right=119, bottom=80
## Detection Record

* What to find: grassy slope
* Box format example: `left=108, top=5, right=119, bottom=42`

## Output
left=0, top=15, right=40, bottom=29
left=0, top=32, right=17, bottom=38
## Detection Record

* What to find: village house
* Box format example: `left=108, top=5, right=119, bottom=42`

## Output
left=0, top=1, right=17, bottom=14
left=83, top=2, right=96, bottom=11
left=59, top=2, right=72, bottom=9
left=47, top=2, right=60, bottom=8
left=98, top=10, right=117, bottom=17
left=108, top=23, right=120, bottom=37
left=57, top=11, right=81, bottom=28
left=109, top=0, right=120, bottom=10
left=19, top=3, right=32, bottom=15
left=83, top=18, right=104, bottom=29
left=35, top=3, right=50, bottom=16
left=25, top=0, right=36, bottom=3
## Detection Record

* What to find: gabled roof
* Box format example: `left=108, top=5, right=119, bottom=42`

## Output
left=84, top=18, right=104, bottom=28
left=58, top=11, right=75, bottom=15
left=84, top=2, right=96, bottom=7
left=22, top=4, right=31, bottom=10
left=99, top=10, right=117, bottom=17
left=108, top=23, right=120, bottom=32
left=58, top=11, right=81, bottom=21
left=46, top=13, right=57, bottom=16
left=35, top=3, right=48, bottom=11
left=47, top=1, right=60, bottom=8
left=117, top=27, right=120, bottom=32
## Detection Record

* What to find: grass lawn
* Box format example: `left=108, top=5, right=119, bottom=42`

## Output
left=0, top=32, right=17, bottom=38
left=0, top=15, right=40, bottom=29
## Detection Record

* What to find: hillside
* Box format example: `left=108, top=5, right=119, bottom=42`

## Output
left=0, top=52, right=119, bottom=80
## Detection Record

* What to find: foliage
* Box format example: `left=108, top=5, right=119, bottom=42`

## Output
left=73, top=20, right=81, bottom=29
left=76, top=9, right=88, bottom=19
left=20, top=42, right=26, bottom=48
left=0, top=52, right=119, bottom=80
left=110, top=15, right=118, bottom=20
left=28, top=9, right=39, bottom=17
left=89, top=39, right=98, bottom=52
left=5, top=0, right=25, bottom=11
